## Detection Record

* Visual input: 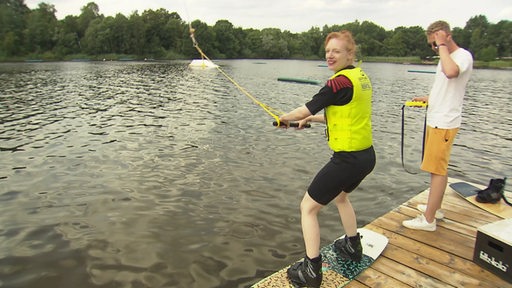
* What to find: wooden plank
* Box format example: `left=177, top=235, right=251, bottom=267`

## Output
left=365, top=224, right=511, bottom=287
left=345, top=280, right=369, bottom=288
left=367, top=224, right=458, bottom=266
left=404, top=189, right=500, bottom=225
left=353, top=266, right=411, bottom=288
left=401, top=187, right=504, bottom=244
left=346, top=181, right=512, bottom=288
left=370, top=210, right=475, bottom=260
left=396, top=204, right=478, bottom=237
left=381, top=244, right=500, bottom=288
left=370, top=256, right=451, bottom=288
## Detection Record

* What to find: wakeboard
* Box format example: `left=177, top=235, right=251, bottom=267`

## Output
left=252, top=228, right=388, bottom=288
left=449, top=182, right=512, bottom=219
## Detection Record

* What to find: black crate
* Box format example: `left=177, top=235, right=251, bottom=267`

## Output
left=473, top=219, right=512, bottom=283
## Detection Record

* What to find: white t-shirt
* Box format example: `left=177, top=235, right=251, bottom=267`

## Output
left=427, top=48, right=473, bottom=129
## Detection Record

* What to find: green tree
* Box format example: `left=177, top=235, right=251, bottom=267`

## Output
left=477, top=46, right=498, bottom=61
left=451, top=27, right=470, bottom=52
left=283, top=30, right=304, bottom=59
left=469, top=27, right=487, bottom=59
left=1, top=32, right=19, bottom=57
left=358, top=21, right=387, bottom=56
left=81, top=17, right=107, bottom=54
left=1, top=7, right=510, bottom=62
left=487, top=20, right=511, bottom=57
left=78, top=2, right=101, bottom=39
left=299, top=27, right=323, bottom=59
left=260, top=28, right=288, bottom=58
left=110, top=13, right=131, bottom=54
left=128, top=12, right=146, bottom=56
left=400, top=26, right=426, bottom=56
left=142, top=8, right=170, bottom=54
left=24, top=2, right=58, bottom=54
left=213, top=19, right=239, bottom=58
left=339, top=20, right=362, bottom=35
left=165, top=12, right=186, bottom=53
left=383, top=28, right=407, bottom=57
left=0, top=0, right=29, bottom=56
left=238, top=28, right=263, bottom=58
left=187, top=20, right=218, bottom=58
left=54, top=15, right=81, bottom=56
left=465, top=15, right=490, bottom=59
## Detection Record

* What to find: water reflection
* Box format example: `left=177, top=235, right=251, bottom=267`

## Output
left=0, top=61, right=510, bottom=287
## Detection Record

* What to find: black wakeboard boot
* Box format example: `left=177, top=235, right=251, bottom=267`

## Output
left=476, top=177, right=507, bottom=204
left=333, top=232, right=362, bottom=262
left=287, top=254, right=322, bottom=288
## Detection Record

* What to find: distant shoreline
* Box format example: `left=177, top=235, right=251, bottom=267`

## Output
left=361, top=56, right=512, bottom=70
left=2, top=56, right=511, bottom=70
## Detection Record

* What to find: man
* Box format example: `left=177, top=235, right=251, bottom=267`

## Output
left=403, top=20, right=473, bottom=231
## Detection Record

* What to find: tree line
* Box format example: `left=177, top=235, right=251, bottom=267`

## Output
left=1, top=0, right=511, bottom=62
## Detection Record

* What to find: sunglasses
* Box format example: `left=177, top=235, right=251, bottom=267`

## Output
left=428, top=41, right=438, bottom=49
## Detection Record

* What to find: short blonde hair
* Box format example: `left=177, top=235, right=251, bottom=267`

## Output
left=325, top=30, right=356, bottom=62
left=426, top=21, right=451, bottom=35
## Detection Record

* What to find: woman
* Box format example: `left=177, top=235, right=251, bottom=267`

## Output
left=278, top=30, right=375, bottom=287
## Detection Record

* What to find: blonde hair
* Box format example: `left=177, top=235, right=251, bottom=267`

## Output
left=325, top=30, right=357, bottom=62
left=426, top=21, right=451, bottom=35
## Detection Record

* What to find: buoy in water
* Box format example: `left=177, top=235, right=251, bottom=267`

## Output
left=189, top=59, right=218, bottom=69
left=277, top=77, right=322, bottom=86
left=407, top=70, right=435, bottom=74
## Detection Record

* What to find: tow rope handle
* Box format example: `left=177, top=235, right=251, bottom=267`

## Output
left=273, top=121, right=311, bottom=128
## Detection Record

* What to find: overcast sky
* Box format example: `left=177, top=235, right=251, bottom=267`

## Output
left=24, top=0, right=512, bottom=33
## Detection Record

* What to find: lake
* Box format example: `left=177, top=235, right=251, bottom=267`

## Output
left=0, top=60, right=511, bottom=288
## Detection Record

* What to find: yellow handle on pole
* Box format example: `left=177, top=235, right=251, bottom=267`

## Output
left=404, top=101, right=428, bottom=107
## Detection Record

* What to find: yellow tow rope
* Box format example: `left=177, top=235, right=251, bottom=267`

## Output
left=189, top=26, right=284, bottom=126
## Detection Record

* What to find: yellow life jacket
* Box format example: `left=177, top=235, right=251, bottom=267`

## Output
left=325, top=67, right=373, bottom=152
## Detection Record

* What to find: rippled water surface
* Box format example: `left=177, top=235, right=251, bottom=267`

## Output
left=1, top=60, right=511, bottom=288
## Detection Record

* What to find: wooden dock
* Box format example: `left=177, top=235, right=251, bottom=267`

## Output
left=347, top=178, right=511, bottom=288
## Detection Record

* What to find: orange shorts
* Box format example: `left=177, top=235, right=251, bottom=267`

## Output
left=420, top=126, right=459, bottom=176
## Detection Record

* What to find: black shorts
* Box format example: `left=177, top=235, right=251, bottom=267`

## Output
left=308, top=146, right=375, bottom=205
